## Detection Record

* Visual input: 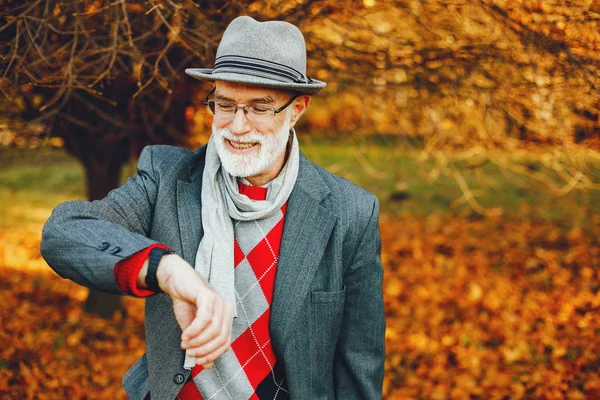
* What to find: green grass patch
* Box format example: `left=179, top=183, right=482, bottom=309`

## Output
left=299, top=140, right=600, bottom=229
left=1, top=144, right=599, bottom=230
left=0, top=148, right=136, bottom=229
left=0, top=148, right=85, bottom=228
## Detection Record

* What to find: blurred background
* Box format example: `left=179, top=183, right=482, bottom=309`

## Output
left=1, top=0, right=599, bottom=398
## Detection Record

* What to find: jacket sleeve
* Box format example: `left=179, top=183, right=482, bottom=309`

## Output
left=114, top=244, right=169, bottom=297
left=40, top=145, right=163, bottom=295
left=334, top=197, right=385, bottom=399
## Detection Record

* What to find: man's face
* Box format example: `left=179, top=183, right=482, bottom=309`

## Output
left=211, top=81, right=295, bottom=180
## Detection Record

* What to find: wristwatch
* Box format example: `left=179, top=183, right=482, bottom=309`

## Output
left=146, top=248, right=175, bottom=293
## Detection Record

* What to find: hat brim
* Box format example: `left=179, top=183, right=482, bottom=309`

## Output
left=185, top=68, right=326, bottom=94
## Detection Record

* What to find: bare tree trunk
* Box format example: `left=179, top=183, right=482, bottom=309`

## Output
left=83, top=157, right=123, bottom=202
left=83, top=291, right=123, bottom=319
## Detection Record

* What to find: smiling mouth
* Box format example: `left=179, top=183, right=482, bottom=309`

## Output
left=227, top=139, right=258, bottom=150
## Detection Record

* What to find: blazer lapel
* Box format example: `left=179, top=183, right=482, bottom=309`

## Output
left=270, top=155, right=337, bottom=348
left=176, top=147, right=206, bottom=264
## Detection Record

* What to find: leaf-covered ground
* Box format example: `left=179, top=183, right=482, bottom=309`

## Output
left=1, top=213, right=599, bottom=399
left=381, top=214, right=600, bottom=399
left=0, top=265, right=145, bottom=399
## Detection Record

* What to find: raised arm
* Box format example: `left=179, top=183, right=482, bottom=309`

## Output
left=41, top=145, right=233, bottom=370
left=40, top=145, right=162, bottom=294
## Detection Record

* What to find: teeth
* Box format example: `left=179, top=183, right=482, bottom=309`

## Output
left=229, top=140, right=255, bottom=149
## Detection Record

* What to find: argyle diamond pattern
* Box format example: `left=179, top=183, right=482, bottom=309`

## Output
left=177, top=188, right=289, bottom=400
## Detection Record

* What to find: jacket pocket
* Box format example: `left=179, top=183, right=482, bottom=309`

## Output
left=311, top=285, right=346, bottom=304
left=309, top=286, right=346, bottom=394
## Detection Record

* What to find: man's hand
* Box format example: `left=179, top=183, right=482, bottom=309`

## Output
left=141, top=254, right=233, bottom=369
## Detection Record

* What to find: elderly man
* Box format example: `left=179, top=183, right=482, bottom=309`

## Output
left=41, top=16, right=384, bottom=400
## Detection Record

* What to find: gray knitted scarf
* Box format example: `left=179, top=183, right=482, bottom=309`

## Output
left=184, top=129, right=299, bottom=370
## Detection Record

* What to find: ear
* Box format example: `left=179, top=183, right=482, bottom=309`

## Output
left=289, top=95, right=311, bottom=128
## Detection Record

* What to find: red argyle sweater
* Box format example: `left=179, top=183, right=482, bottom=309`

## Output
left=114, top=182, right=289, bottom=400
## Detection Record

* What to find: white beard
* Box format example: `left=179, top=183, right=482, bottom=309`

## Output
left=212, top=112, right=291, bottom=179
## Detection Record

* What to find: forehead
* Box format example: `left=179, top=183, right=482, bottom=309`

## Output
left=214, top=81, right=290, bottom=102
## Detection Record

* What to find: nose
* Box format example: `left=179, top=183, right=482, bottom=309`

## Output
left=228, top=107, right=252, bottom=136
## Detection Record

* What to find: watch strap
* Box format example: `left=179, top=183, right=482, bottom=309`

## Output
left=146, top=248, right=175, bottom=293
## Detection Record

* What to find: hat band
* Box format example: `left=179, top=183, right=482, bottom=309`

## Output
left=212, top=55, right=313, bottom=84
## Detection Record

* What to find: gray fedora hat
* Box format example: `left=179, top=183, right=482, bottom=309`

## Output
left=185, top=16, right=326, bottom=94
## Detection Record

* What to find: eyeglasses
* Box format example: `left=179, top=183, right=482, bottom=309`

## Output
left=203, top=87, right=299, bottom=123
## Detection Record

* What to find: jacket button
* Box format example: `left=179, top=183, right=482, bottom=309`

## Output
left=110, top=246, right=121, bottom=255
left=173, top=373, right=185, bottom=384
left=99, top=242, right=110, bottom=250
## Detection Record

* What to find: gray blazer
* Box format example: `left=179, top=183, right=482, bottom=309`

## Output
left=41, top=145, right=385, bottom=399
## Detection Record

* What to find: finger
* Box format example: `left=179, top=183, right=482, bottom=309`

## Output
left=201, top=362, right=214, bottom=369
left=185, top=329, right=229, bottom=358
left=193, top=337, right=232, bottom=367
left=186, top=303, right=232, bottom=359
left=181, top=293, right=214, bottom=341
left=182, top=297, right=225, bottom=349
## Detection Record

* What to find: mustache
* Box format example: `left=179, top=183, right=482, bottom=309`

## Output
left=212, top=126, right=265, bottom=144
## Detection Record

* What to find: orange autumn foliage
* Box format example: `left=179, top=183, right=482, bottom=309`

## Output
left=381, top=214, right=600, bottom=399
left=1, top=213, right=599, bottom=398
left=0, top=268, right=145, bottom=399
